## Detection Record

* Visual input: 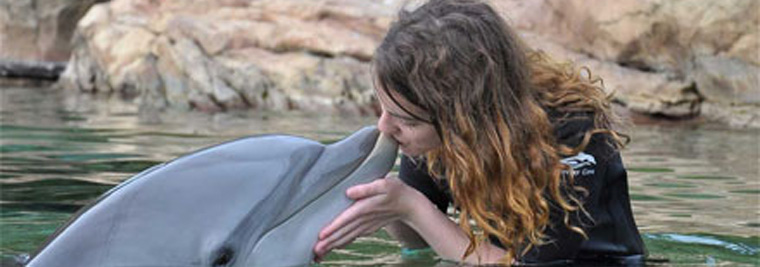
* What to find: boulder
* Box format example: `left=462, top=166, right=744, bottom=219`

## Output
left=0, top=0, right=105, bottom=61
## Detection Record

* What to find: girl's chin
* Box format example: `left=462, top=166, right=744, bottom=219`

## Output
left=399, top=146, right=412, bottom=156
left=399, top=143, right=440, bottom=157
left=399, top=146, right=422, bottom=157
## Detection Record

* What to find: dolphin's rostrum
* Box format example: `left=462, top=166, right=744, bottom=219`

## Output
left=26, top=126, right=398, bottom=267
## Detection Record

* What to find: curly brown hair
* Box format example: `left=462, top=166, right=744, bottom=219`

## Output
left=373, top=0, right=626, bottom=264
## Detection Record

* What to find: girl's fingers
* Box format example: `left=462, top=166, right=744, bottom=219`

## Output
left=318, top=195, right=384, bottom=239
left=320, top=210, right=380, bottom=245
left=314, top=178, right=413, bottom=259
left=318, top=207, right=359, bottom=240
left=326, top=211, right=393, bottom=246
left=347, top=179, right=388, bottom=200
left=315, top=214, right=395, bottom=257
left=319, top=195, right=390, bottom=239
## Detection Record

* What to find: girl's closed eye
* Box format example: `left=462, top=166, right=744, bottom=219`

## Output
left=400, top=118, right=421, bottom=127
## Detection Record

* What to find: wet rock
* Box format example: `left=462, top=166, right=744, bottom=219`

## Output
left=0, top=60, right=66, bottom=80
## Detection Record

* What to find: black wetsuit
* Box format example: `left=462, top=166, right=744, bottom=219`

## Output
left=398, top=115, right=646, bottom=266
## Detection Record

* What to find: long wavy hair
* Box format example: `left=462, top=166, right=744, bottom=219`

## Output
left=373, top=0, right=626, bottom=264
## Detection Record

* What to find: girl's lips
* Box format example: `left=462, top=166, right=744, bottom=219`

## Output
left=391, top=136, right=404, bottom=147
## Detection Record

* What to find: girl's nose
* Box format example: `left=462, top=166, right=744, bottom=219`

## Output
left=377, top=110, right=398, bottom=136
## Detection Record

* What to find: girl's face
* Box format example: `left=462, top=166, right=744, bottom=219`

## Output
left=375, top=86, right=441, bottom=157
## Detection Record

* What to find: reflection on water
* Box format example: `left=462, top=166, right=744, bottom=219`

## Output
left=1, top=85, right=758, bottom=265
left=625, top=125, right=760, bottom=238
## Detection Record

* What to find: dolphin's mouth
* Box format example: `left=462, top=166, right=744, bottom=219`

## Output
left=211, top=246, right=235, bottom=266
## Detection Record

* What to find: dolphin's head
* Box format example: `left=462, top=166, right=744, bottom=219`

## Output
left=232, top=126, right=399, bottom=266
left=26, top=126, right=397, bottom=267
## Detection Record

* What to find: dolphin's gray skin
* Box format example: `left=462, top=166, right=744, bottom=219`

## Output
left=26, top=126, right=398, bottom=267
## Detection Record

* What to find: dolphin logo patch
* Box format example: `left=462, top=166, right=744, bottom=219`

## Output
left=560, top=152, right=597, bottom=177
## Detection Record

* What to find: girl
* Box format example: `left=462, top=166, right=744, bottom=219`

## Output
left=314, top=0, right=645, bottom=265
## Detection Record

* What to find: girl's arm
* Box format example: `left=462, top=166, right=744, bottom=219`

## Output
left=384, top=220, right=429, bottom=249
left=400, top=186, right=507, bottom=264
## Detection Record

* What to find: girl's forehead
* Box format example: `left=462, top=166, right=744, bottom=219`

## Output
left=375, top=87, right=407, bottom=113
left=375, top=86, right=432, bottom=121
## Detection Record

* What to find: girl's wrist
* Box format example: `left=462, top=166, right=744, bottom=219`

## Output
left=399, top=187, right=435, bottom=227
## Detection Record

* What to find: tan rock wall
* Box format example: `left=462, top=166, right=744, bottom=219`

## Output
left=54, top=0, right=759, bottom=126
left=58, top=0, right=404, bottom=115
left=497, top=0, right=759, bottom=127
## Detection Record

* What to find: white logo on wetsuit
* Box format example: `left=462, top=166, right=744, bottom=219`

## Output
left=560, top=152, right=596, bottom=177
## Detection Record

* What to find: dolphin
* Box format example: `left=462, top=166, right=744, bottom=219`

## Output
left=25, top=126, right=398, bottom=267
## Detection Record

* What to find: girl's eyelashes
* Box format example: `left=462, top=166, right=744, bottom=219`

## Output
left=399, top=118, right=420, bottom=127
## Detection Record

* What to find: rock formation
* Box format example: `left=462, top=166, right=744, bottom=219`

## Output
left=57, top=0, right=401, bottom=115
left=498, top=0, right=759, bottom=127
left=0, top=0, right=106, bottom=61
left=50, top=0, right=759, bottom=126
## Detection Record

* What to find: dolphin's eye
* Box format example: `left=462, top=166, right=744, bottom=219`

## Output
left=212, top=247, right=234, bottom=266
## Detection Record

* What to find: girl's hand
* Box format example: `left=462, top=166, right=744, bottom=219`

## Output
left=313, top=175, right=422, bottom=261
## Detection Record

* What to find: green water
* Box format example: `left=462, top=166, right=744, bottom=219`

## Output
left=1, top=85, right=759, bottom=266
